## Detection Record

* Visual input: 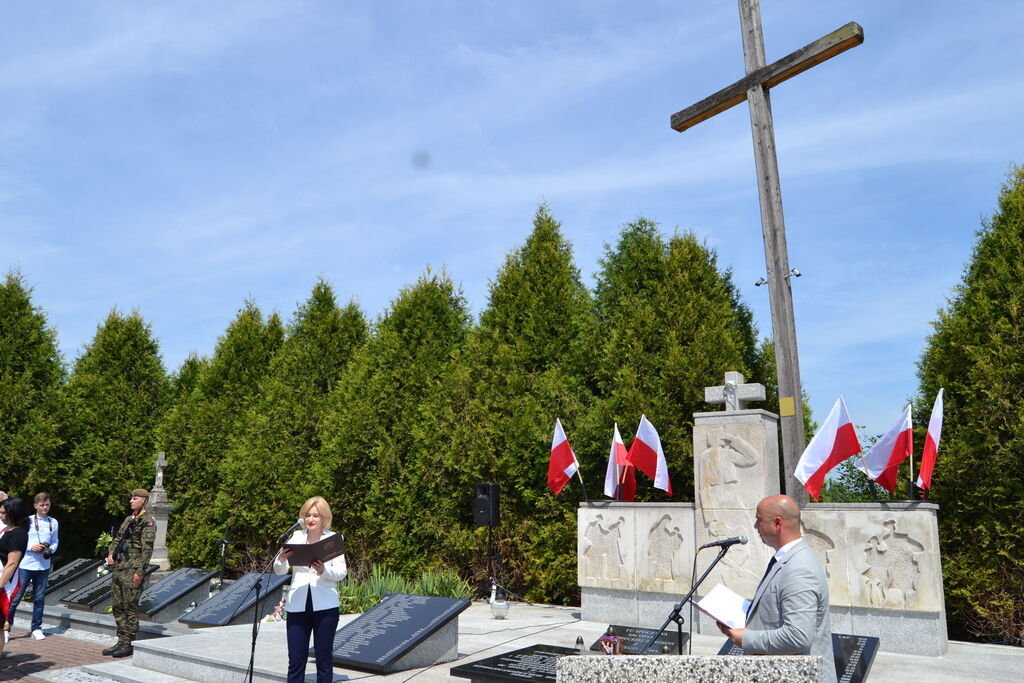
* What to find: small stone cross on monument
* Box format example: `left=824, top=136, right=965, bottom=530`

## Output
left=670, top=0, right=862, bottom=504
left=705, top=371, right=766, bottom=411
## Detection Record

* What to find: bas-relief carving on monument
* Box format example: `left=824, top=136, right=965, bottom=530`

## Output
left=635, top=509, right=694, bottom=594
left=799, top=510, right=850, bottom=606
left=697, top=426, right=760, bottom=513
left=580, top=513, right=628, bottom=587
left=861, top=519, right=925, bottom=609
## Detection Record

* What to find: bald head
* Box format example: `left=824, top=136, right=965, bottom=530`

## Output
left=754, top=495, right=802, bottom=549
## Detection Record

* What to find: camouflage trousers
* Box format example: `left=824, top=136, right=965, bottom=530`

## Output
left=111, top=571, right=142, bottom=644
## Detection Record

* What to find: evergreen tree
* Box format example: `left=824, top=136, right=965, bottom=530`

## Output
left=0, top=271, right=64, bottom=497
left=317, top=270, right=471, bottom=575
left=591, top=219, right=763, bottom=498
left=160, top=302, right=284, bottom=568
left=58, top=309, right=169, bottom=558
left=217, top=280, right=367, bottom=560
left=420, top=206, right=599, bottom=602
left=916, top=164, right=1024, bottom=641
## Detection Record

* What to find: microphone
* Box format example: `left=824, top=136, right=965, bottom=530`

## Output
left=698, top=535, right=748, bottom=550
left=277, top=519, right=304, bottom=544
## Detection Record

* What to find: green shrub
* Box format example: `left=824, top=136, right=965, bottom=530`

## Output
left=337, top=564, right=473, bottom=614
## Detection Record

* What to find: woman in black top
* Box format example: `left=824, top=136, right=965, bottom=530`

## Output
left=0, top=497, right=30, bottom=658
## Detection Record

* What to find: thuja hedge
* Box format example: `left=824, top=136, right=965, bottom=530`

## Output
left=2, top=206, right=771, bottom=604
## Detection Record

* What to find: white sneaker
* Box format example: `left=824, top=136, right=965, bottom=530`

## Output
left=31, top=629, right=45, bottom=640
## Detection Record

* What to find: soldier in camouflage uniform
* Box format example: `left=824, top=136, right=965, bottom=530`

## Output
left=101, top=488, right=156, bottom=658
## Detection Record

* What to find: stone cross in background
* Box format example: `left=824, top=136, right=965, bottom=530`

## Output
left=704, top=371, right=766, bottom=411
left=148, top=451, right=174, bottom=577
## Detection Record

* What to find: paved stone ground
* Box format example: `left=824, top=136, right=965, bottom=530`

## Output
left=0, top=624, right=116, bottom=683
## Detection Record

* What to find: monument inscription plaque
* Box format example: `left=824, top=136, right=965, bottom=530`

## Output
left=62, top=564, right=159, bottom=611
left=27, top=558, right=101, bottom=602
left=588, top=624, right=686, bottom=654
left=178, top=572, right=290, bottom=627
left=450, top=644, right=578, bottom=682
left=332, top=593, right=470, bottom=672
left=139, top=567, right=217, bottom=622
left=718, top=632, right=879, bottom=683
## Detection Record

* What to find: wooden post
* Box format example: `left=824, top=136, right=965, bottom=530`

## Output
left=669, top=0, right=863, bottom=506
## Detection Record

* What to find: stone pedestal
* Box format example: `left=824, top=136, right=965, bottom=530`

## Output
left=693, top=408, right=780, bottom=600
left=148, top=451, right=174, bottom=579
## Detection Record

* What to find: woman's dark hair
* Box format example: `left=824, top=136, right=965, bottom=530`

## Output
left=0, top=497, right=30, bottom=529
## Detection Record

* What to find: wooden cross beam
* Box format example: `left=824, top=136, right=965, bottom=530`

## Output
left=671, top=22, right=863, bottom=132
left=669, top=0, right=863, bottom=505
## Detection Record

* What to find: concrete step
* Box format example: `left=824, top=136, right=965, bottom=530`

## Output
left=82, top=659, right=197, bottom=683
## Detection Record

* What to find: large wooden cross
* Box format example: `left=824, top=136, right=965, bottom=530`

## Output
left=671, top=0, right=863, bottom=505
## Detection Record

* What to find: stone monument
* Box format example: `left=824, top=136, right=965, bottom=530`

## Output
left=147, top=451, right=175, bottom=579
left=579, top=371, right=949, bottom=656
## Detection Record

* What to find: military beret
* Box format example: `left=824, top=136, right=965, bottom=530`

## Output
left=131, top=488, right=150, bottom=498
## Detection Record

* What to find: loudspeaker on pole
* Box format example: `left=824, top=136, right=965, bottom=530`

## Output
left=473, top=483, right=499, bottom=527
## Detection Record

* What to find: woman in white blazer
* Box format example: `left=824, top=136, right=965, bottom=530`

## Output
left=273, top=496, right=347, bottom=683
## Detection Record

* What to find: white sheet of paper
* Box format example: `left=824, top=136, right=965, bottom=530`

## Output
left=691, top=583, right=751, bottom=628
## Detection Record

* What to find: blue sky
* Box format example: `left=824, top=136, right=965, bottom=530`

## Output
left=3, top=1, right=1022, bottom=444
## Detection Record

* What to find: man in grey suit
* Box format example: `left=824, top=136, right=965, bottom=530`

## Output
left=718, top=495, right=836, bottom=683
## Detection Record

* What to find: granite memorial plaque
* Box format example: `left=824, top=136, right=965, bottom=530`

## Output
left=178, top=572, right=290, bottom=628
left=588, top=624, right=686, bottom=655
left=450, top=644, right=578, bottom=682
left=332, top=593, right=470, bottom=673
left=718, top=632, right=879, bottom=683
left=26, top=558, right=101, bottom=603
left=62, top=564, right=159, bottom=612
left=139, top=567, right=217, bottom=623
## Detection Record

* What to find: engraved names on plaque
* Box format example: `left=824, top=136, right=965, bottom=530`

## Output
left=139, top=567, right=217, bottom=622
left=450, top=644, right=579, bottom=682
left=332, top=593, right=470, bottom=673
left=29, top=558, right=101, bottom=602
left=718, top=632, right=879, bottom=683
left=178, top=572, right=290, bottom=627
left=588, top=624, right=686, bottom=655
left=62, top=564, right=159, bottom=611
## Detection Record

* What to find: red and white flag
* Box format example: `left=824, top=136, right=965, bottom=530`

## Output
left=795, top=396, right=861, bottom=501
left=916, top=389, right=944, bottom=490
left=603, top=423, right=636, bottom=501
left=628, top=415, right=672, bottom=496
left=548, top=418, right=579, bottom=495
left=858, top=404, right=913, bottom=494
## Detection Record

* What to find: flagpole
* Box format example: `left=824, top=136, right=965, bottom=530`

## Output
left=573, top=457, right=590, bottom=504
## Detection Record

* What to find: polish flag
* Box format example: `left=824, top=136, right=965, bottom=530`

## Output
left=628, top=415, right=672, bottom=496
left=548, top=418, right=579, bottom=495
left=603, top=423, right=636, bottom=501
left=795, top=396, right=861, bottom=501
left=858, top=404, right=913, bottom=494
left=916, top=389, right=944, bottom=490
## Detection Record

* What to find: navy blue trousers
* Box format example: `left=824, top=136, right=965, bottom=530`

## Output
left=286, top=593, right=339, bottom=683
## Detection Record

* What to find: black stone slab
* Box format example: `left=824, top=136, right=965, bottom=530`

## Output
left=588, top=624, right=687, bottom=655
left=23, top=558, right=102, bottom=603
left=61, top=564, right=160, bottom=612
left=718, top=632, right=879, bottom=683
left=450, top=644, right=578, bottom=683
left=139, top=568, right=217, bottom=623
left=178, top=572, right=290, bottom=628
left=331, top=593, right=470, bottom=673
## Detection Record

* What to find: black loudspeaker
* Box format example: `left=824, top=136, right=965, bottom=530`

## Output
left=473, top=483, right=500, bottom=527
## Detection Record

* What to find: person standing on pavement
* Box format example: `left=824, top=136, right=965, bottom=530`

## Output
left=8, top=492, right=60, bottom=640
left=0, top=497, right=30, bottom=657
left=101, top=489, right=155, bottom=659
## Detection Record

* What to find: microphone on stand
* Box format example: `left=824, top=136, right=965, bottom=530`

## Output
left=277, top=519, right=305, bottom=545
left=697, top=535, right=748, bottom=551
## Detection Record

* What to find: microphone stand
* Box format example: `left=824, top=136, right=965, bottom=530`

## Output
left=228, top=523, right=295, bottom=683
left=639, top=545, right=733, bottom=655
